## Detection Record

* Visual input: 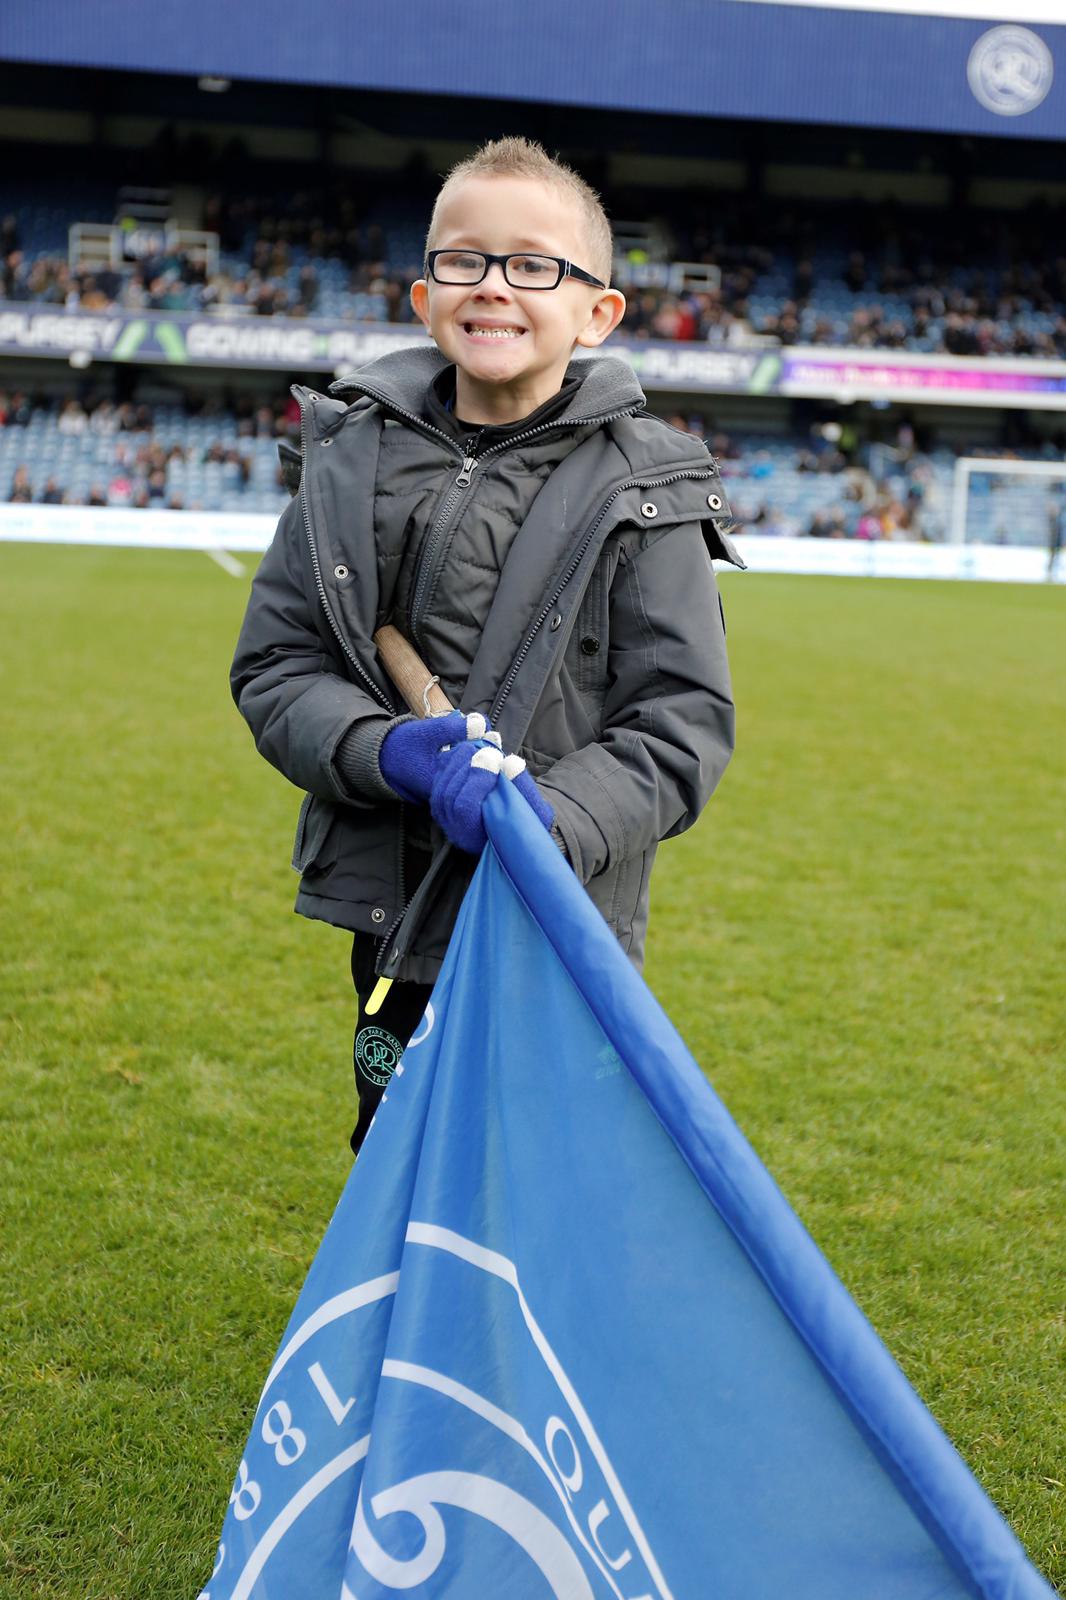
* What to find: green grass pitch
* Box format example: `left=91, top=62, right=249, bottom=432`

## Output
left=1, top=543, right=1063, bottom=1597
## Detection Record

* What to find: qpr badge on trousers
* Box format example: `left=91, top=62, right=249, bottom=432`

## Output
left=199, top=781, right=1055, bottom=1600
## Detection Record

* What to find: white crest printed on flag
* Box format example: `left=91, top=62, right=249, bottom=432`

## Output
left=199, top=782, right=1055, bottom=1600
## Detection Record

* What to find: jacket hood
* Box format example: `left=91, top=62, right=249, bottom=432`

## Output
left=328, top=342, right=647, bottom=429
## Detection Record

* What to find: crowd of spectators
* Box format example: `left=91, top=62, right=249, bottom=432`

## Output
left=1, top=388, right=299, bottom=509
left=655, top=412, right=942, bottom=540
left=618, top=195, right=1066, bottom=358
left=6, top=386, right=1062, bottom=537
left=622, top=288, right=760, bottom=349
left=721, top=277, right=1066, bottom=360
left=1, top=241, right=416, bottom=323
left=7, top=371, right=1060, bottom=533
left=0, top=198, right=418, bottom=323
left=616, top=256, right=1066, bottom=362
left=7, top=187, right=1066, bottom=358
left=662, top=410, right=1066, bottom=542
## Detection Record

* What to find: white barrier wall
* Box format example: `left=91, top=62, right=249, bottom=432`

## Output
left=0, top=502, right=274, bottom=553
left=0, top=505, right=1061, bottom=584
left=735, top=534, right=1057, bottom=584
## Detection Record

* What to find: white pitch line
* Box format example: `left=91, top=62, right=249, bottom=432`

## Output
left=207, top=548, right=245, bottom=577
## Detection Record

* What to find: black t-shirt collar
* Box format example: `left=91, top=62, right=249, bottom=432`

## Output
left=424, top=365, right=585, bottom=450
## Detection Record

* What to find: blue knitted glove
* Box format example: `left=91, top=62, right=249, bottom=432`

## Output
left=429, top=740, right=498, bottom=852
left=510, top=766, right=555, bottom=832
left=379, top=711, right=497, bottom=803
left=430, top=741, right=554, bottom=854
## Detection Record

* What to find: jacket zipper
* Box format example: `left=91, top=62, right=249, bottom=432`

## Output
left=298, top=392, right=394, bottom=713
left=491, top=468, right=719, bottom=721
left=407, top=404, right=641, bottom=653
left=378, top=802, right=407, bottom=960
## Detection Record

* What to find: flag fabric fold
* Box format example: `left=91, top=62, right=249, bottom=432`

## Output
left=200, top=781, right=1054, bottom=1600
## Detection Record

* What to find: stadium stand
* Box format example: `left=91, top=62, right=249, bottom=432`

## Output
left=2, top=386, right=1060, bottom=543
left=661, top=415, right=1061, bottom=545
left=0, top=392, right=296, bottom=514
left=6, top=179, right=1066, bottom=359
left=1, top=140, right=1063, bottom=541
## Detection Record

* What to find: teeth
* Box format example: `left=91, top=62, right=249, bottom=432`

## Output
left=466, top=325, right=524, bottom=338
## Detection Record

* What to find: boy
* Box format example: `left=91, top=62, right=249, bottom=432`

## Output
left=231, top=138, right=741, bottom=1152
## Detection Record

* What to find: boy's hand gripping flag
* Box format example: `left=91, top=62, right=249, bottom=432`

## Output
left=198, top=780, right=1054, bottom=1600
left=430, top=739, right=553, bottom=853
left=375, top=624, right=553, bottom=839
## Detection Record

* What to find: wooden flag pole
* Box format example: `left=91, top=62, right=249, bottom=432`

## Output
left=372, top=624, right=453, bottom=717
left=363, top=627, right=453, bottom=1015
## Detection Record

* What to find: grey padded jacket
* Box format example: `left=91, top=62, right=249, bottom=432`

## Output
left=231, top=345, right=742, bottom=982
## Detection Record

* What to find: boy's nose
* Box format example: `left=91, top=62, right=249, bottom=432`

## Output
left=474, top=262, right=513, bottom=296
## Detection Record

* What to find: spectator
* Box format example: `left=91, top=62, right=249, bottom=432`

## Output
left=298, top=264, right=319, bottom=313
left=57, top=399, right=89, bottom=435
left=5, top=392, right=32, bottom=427
left=8, top=465, right=32, bottom=503
left=845, top=252, right=868, bottom=292
left=108, top=469, right=134, bottom=507
left=76, top=275, right=111, bottom=312
left=3, top=250, right=27, bottom=300
left=225, top=448, right=251, bottom=487
left=89, top=401, right=118, bottom=435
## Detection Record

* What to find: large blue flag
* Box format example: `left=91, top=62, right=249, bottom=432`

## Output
left=200, top=781, right=1054, bottom=1600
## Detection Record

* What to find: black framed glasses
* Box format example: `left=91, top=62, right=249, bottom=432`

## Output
left=426, top=250, right=606, bottom=291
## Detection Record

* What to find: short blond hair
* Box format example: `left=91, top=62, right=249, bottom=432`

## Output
left=425, top=137, right=614, bottom=286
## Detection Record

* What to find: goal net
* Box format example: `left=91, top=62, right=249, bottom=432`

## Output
left=950, top=456, right=1066, bottom=553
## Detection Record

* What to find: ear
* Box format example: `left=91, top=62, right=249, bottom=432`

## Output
left=575, top=287, right=627, bottom=349
left=410, top=277, right=431, bottom=329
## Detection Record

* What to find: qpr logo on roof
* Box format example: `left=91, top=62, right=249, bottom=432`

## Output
left=967, top=25, right=1053, bottom=117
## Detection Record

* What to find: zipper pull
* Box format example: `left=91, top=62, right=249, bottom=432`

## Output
left=455, top=455, right=478, bottom=488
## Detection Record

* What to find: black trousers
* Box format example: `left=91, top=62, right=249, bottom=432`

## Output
left=349, top=934, right=433, bottom=1154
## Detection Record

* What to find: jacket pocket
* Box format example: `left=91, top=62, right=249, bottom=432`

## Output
left=573, top=549, right=612, bottom=695
left=291, top=793, right=338, bottom=874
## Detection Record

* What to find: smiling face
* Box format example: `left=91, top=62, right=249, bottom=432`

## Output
left=410, top=174, right=626, bottom=425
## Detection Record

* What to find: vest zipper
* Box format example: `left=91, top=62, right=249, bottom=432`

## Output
left=491, top=468, right=719, bottom=722
left=299, top=393, right=394, bottom=713
left=408, top=469, right=476, bottom=654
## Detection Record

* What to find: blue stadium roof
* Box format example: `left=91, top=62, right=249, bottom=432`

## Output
left=2, top=1, right=1066, bottom=142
